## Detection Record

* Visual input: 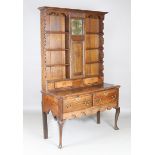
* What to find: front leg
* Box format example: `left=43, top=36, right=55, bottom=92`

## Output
left=42, top=111, right=48, bottom=139
left=114, top=107, right=120, bottom=130
left=57, top=120, right=64, bottom=149
left=97, top=111, right=100, bottom=124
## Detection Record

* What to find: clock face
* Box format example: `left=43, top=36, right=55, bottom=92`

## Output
left=71, top=19, right=83, bottom=35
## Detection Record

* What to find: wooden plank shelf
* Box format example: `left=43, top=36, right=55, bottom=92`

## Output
left=86, top=47, right=103, bottom=50
left=86, top=32, right=104, bottom=35
left=46, top=48, right=69, bottom=51
left=45, top=31, right=69, bottom=34
left=86, top=61, right=103, bottom=64
left=46, top=64, right=70, bottom=67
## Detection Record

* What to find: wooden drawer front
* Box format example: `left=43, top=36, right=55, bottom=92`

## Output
left=63, top=95, right=92, bottom=113
left=55, top=81, right=72, bottom=88
left=83, top=77, right=99, bottom=85
left=94, top=89, right=118, bottom=106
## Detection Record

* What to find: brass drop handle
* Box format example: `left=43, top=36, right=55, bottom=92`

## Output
left=111, top=95, right=117, bottom=99
left=104, top=92, right=109, bottom=96
left=75, top=96, right=80, bottom=101
left=66, top=104, right=71, bottom=108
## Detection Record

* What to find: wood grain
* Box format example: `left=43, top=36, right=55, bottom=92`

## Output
left=63, top=94, right=92, bottom=113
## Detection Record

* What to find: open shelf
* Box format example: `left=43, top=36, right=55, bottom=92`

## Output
left=86, top=32, right=103, bottom=35
left=46, top=64, right=69, bottom=67
left=86, top=61, right=103, bottom=64
left=42, top=11, right=104, bottom=85
left=86, top=47, right=103, bottom=50
left=45, top=31, right=69, bottom=34
left=46, top=48, right=69, bottom=51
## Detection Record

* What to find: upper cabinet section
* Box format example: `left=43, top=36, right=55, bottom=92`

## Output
left=39, top=7, right=107, bottom=91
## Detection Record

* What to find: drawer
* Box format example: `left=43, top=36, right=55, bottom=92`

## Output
left=94, top=89, right=118, bottom=106
left=63, top=94, right=92, bottom=113
left=55, top=80, right=72, bottom=88
left=83, top=77, right=99, bottom=85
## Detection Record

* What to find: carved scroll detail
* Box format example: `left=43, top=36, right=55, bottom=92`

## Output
left=63, top=105, right=116, bottom=120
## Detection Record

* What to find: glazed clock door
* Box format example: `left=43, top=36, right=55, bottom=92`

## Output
left=70, top=18, right=85, bottom=78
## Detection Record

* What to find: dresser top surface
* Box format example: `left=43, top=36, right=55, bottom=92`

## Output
left=42, top=83, right=120, bottom=98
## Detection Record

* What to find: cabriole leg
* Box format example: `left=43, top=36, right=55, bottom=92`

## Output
left=97, top=111, right=100, bottom=124
left=42, top=111, right=48, bottom=139
left=57, top=120, right=64, bottom=149
left=114, top=107, right=120, bottom=130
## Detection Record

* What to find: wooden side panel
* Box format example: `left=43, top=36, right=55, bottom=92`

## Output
left=93, top=89, right=118, bottom=106
left=42, top=95, right=59, bottom=116
left=71, top=41, right=84, bottom=77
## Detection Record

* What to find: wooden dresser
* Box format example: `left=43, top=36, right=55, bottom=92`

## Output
left=38, top=6, right=120, bottom=149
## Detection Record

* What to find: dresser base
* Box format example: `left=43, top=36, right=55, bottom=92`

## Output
left=41, top=83, right=120, bottom=148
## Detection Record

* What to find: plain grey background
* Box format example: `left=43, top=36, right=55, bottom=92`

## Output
left=23, top=0, right=130, bottom=112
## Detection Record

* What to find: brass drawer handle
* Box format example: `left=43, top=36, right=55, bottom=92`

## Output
left=83, top=100, right=91, bottom=105
left=111, top=95, right=117, bottom=99
left=75, top=96, right=80, bottom=101
left=103, top=92, right=109, bottom=96
left=66, top=104, right=71, bottom=108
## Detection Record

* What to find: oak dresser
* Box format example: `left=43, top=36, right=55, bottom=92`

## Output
left=38, top=6, right=120, bottom=149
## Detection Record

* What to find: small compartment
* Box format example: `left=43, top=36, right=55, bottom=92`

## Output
left=55, top=80, right=72, bottom=88
left=83, top=77, right=99, bottom=85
